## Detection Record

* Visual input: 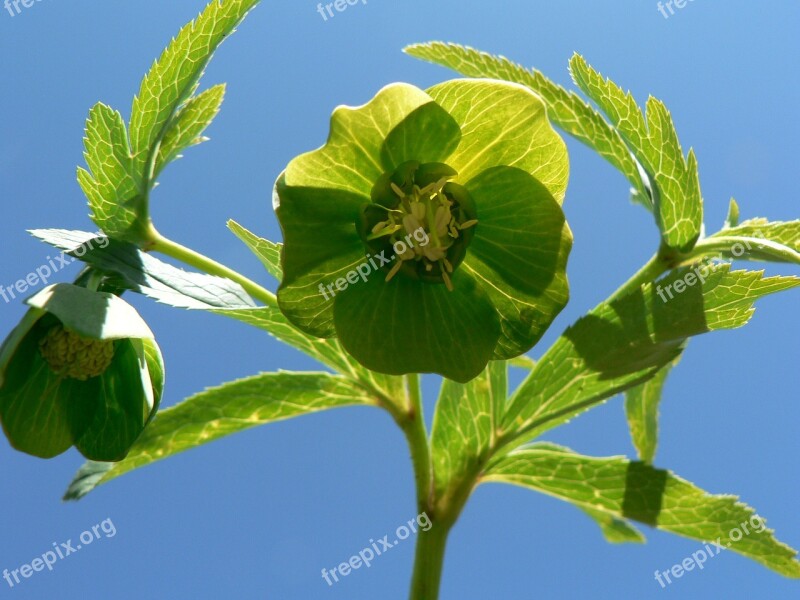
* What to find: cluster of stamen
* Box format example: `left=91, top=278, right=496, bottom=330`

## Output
left=368, top=177, right=477, bottom=290
left=39, top=325, right=115, bottom=381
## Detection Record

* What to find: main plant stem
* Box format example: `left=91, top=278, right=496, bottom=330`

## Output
left=152, top=232, right=455, bottom=599
left=409, top=517, right=451, bottom=599
left=399, top=374, right=469, bottom=600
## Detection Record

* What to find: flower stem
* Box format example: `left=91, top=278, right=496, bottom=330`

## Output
left=409, top=519, right=451, bottom=600
left=395, top=373, right=453, bottom=600
left=606, top=251, right=670, bottom=302
left=402, top=373, right=432, bottom=512
left=150, top=231, right=278, bottom=308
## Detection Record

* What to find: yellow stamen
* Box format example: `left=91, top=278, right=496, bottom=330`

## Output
left=441, top=269, right=454, bottom=291
left=390, top=182, right=406, bottom=198
left=384, top=260, right=404, bottom=282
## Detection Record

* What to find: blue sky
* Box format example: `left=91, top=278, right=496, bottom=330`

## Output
left=0, top=1, right=798, bottom=598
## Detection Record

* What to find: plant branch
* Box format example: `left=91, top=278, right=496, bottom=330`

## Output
left=606, top=250, right=671, bottom=302
left=150, top=230, right=278, bottom=308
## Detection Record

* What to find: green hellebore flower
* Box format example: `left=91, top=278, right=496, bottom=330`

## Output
left=274, top=79, right=572, bottom=382
left=0, top=284, right=164, bottom=461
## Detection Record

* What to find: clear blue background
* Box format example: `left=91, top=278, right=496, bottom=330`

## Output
left=1, top=1, right=798, bottom=598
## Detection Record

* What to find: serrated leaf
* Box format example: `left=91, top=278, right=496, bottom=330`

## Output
left=403, top=42, right=650, bottom=207
left=430, top=361, right=507, bottom=499
left=78, top=104, right=146, bottom=241
left=29, top=229, right=255, bottom=309
left=624, top=351, right=682, bottom=464
left=708, top=218, right=800, bottom=264
left=580, top=507, right=646, bottom=544
left=214, top=306, right=406, bottom=409
left=569, top=55, right=703, bottom=252
left=227, top=219, right=282, bottom=280
left=129, top=0, right=259, bottom=179
left=724, top=198, right=740, bottom=229
left=510, top=441, right=645, bottom=544
left=501, top=265, right=799, bottom=447
left=484, top=445, right=800, bottom=577
left=63, top=371, right=375, bottom=499
left=154, top=84, right=226, bottom=177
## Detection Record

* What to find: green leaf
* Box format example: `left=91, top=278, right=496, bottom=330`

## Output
left=129, top=0, right=259, bottom=179
left=426, top=78, right=569, bottom=202
left=76, top=1, right=258, bottom=245
left=624, top=352, right=682, bottom=464
left=430, top=361, right=507, bottom=499
left=580, top=506, right=646, bottom=544
left=154, top=84, right=226, bottom=177
left=569, top=55, right=703, bottom=252
left=508, top=355, right=536, bottom=370
left=333, top=270, right=501, bottom=383
left=78, top=103, right=146, bottom=242
left=724, top=198, right=740, bottom=229
left=462, top=166, right=572, bottom=358
left=29, top=229, right=255, bottom=310
left=227, top=219, right=283, bottom=281
left=283, top=83, right=439, bottom=197
left=403, top=43, right=649, bottom=205
left=213, top=306, right=406, bottom=408
left=63, top=371, right=375, bottom=500
left=484, top=445, right=800, bottom=577
left=707, top=218, right=800, bottom=264
left=502, top=265, right=799, bottom=446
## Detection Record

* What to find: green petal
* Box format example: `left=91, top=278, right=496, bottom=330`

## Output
left=380, top=101, right=461, bottom=168
left=141, top=338, right=165, bottom=420
left=284, top=83, right=439, bottom=197
left=0, top=316, right=83, bottom=458
left=463, top=166, right=572, bottom=358
left=0, top=307, right=44, bottom=387
left=274, top=176, right=369, bottom=337
left=26, top=284, right=155, bottom=341
left=72, top=339, right=154, bottom=462
left=332, top=271, right=500, bottom=383
left=427, top=79, right=569, bottom=203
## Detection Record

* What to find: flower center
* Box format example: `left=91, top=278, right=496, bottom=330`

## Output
left=361, top=161, right=478, bottom=290
left=39, top=325, right=115, bottom=381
